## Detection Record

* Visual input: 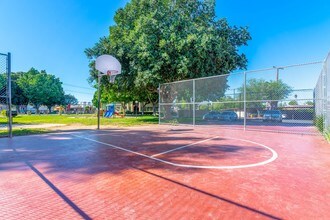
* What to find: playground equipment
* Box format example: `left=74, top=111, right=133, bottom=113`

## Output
left=104, top=104, right=124, bottom=118
left=104, top=104, right=115, bottom=118
left=114, top=112, right=124, bottom=118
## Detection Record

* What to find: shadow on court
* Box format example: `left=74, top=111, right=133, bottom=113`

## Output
left=1, top=127, right=329, bottom=219
left=0, top=128, right=269, bottom=175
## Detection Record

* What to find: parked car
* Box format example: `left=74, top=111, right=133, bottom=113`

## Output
left=219, top=111, right=238, bottom=121
left=202, top=111, right=221, bottom=120
left=263, top=110, right=283, bottom=122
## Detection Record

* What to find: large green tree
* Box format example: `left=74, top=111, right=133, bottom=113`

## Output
left=42, top=73, right=65, bottom=112
left=86, top=0, right=251, bottom=114
left=17, top=68, right=65, bottom=113
left=238, top=79, right=292, bottom=109
left=0, top=72, right=29, bottom=109
left=11, top=72, right=29, bottom=109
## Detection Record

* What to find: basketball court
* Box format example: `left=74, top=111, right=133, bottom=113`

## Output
left=1, top=125, right=330, bottom=219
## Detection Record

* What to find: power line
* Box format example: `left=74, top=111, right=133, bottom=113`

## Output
left=62, top=83, right=95, bottom=90
left=65, top=89, right=95, bottom=95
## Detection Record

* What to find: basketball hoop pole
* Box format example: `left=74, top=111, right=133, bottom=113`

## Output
left=95, top=54, right=122, bottom=130
left=97, top=73, right=101, bottom=130
left=97, top=72, right=114, bottom=130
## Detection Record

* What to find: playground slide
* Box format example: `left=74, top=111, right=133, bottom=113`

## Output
left=107, top=110, right=114, bottom=117
left=104, top=104, right=115, bottom=118
left=104, top=110, right=114, bottom=118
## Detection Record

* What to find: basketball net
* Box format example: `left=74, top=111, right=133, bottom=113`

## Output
left=107, top=70, right=117, bottom=84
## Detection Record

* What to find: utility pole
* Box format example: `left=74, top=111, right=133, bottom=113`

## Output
left=273, top=66, right=284, bottom=81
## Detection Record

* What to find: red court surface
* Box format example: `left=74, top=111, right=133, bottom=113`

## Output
left=1, top=125, right=330, bottom=219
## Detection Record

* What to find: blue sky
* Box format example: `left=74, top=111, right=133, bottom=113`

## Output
left=1, top=0, right=329, bottom=102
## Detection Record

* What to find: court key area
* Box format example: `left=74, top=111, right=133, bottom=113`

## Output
left=1, top=125, right=330, bottom=219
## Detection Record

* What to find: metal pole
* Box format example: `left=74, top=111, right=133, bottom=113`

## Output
left=274, top=67, right=284, bottom=82
left=243, top=71, right=246, bottom=131
left=193, top=79, right=195, bottom=127
left=322, top=61, right=327, bottom=135
left=233, top=89, right=236, bottom=112
left=7, top=53, right=12, bottom=138
left=97, top=74, right=101, bottom=130
left=158, top=84, right=161, bottom=125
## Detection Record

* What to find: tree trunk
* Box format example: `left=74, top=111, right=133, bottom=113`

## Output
left=34, top=104, right=40, bottom=114
left=141, top=102, right=149, bottom=115
left=121, top=102, right=127, bottom=116
left=270, top=101, right=278, bottom=110
left=152, top=102, right=158, bottom=116
left=47, top=105, right=52, bottom=114
left=141, top=102, right=145, bottom=115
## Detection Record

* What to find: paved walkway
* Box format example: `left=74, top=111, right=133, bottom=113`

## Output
left=0, top=126, right=330, bottom=219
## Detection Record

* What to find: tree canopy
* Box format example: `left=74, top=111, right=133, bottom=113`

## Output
left=0, top=73, right=5, bottom=89
left=11, top=72, right=29, bottom=106
left=85, top=0, right=251, bottom=112
left=0, top=74, right=6, bottom=105
left=64, top=94, right=78, bottom=106
left=288, top=100, right=298, bottom=106
left=239, top=79, right=292, bottom=109
left=16, top=68, right=65, bottom=112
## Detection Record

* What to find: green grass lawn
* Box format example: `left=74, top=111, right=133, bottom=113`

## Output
left=0, top=128, right=48, bottom=137
left=0, top=114, right=158, bottom=137
left=10, top=114, right=158, bottom=126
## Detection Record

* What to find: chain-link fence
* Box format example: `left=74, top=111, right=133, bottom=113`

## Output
left=315, top=53, right=330, bottom=136
left=159, top=58, right=328, bottom=135
left=0, top=52, right=12, bottom=138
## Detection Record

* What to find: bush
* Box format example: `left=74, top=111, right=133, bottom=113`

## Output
left=325, top=130, right=330, bottom=142
left=1, top=110, right=6, bottom=117
left=142, top=112, right=154, bottom=115
left=125, top=110, right=133, bottom=115
left=1, top=109, right=17, bottom=117
left=314, top=115, right=324, bottom=132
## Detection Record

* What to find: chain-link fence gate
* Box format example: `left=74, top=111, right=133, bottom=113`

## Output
left=159, top=55, right=330, bottom=136
left=0, top=52, right=12, bottom=138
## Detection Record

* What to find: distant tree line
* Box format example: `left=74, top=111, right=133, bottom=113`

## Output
left=0, top=68, right=78, bottom=113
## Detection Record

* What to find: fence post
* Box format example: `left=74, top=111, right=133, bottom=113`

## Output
left=323, top=60, right=327, bottom=135
left=243, top=71, right=247, bottom=131
left=158, top=84, right=161, bottom=125
left=7, top=53, right=12, bottom=138
left=193, top=79, right=195, bottom=127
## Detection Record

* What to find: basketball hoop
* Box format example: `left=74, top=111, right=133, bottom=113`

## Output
left=106, top=70, right=118, bottom=84
left=106, top=70, right=119, bottom=76
left=95, top=54, right=122, bottom=129
left=96, top=55, right=121, bottom=75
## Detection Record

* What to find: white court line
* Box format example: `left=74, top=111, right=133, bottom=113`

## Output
left=72, top=134, right=278, bottom=170
left=151, top=136, right=219, bottom=157
left=90, top=133, right=123, bottom=137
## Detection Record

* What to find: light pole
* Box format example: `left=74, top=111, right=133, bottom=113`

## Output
left=273, top=66, right=284, bottom=81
